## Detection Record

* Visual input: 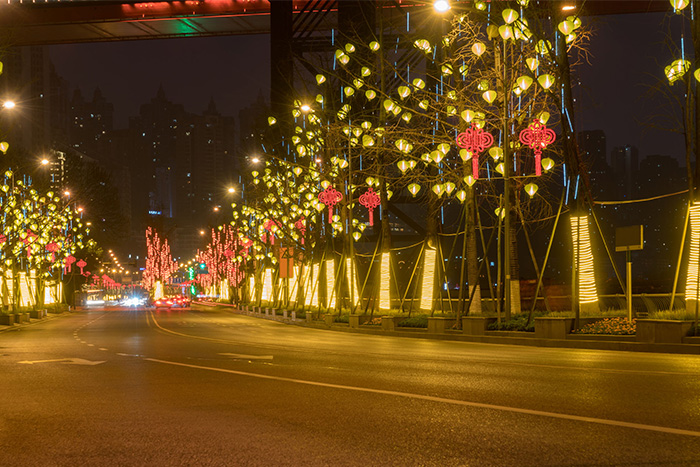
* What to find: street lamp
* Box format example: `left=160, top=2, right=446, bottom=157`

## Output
left=2, top=100, right=15, bottom=110
left=433, top=0, right=450, bottom=13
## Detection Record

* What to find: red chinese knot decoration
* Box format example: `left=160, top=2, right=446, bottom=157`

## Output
left=359, top=188, right=381, bottom=226
left=518, top=119, right=556, bottom=176
left=318, top=186, right=343, bottom=224
left=295, top=217, right=306, bottom=244
left=456, top=122, right=494, bottom=179
left=76, top=259, right=87, bottom=275
left=46, top=242, right=59, bottom=262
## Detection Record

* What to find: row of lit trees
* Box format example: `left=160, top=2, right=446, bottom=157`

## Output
left=209, top=1, right=598, bottom=319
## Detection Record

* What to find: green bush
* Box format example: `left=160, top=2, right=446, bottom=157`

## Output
left=398, top=315, right=428, bottom=328
left=649, top=309, right=698, bottom=321
left=487, top=314, right=537, bottom=332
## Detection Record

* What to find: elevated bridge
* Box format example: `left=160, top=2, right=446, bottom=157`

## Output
left=0, top=0, right=671, bottom=47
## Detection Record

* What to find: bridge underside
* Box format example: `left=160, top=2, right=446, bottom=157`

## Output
left=0, top=0, right=670, bottom=47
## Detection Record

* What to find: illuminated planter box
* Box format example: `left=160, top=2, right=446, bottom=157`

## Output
left=348, top=314, right=371, bottom=328
left=15, top=313, right=29, bottom=324
left=381, top=316, right=404, bottom=331
left=324, top=314, right=337, bottom=326
left=427, top=317, right=457, bottom=334
left=30, top=309, right=47, bottom=319
left=636, top=320, right=693, bottom=344
left=0, top=314, right=15, bottom=325
left=462, top=316, right=497, bottom=335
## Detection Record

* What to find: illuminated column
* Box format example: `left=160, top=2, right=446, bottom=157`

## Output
left=290, top=265, right=300, bottom=303
left=248, top=275, right=255, bottom=303
left=310, top=263, right=319, bottom=307
left=154, top=280, right=165, bottom=300
left=19, top=272, right=31, bottom=307
left=571, top=215, right=599, bottom=312
left=4, top=269, right=12, bottom=307
left=379, top=252, right=391, bottom=310
left=685, top=202, right=700, bottom=310
left=220, top=279, right=230, bottom=301
left=305, top=263, right=320, bottom=307
left=325, top=258, right=336, bottom=309
left=420, top=247, right=436, bottom=311
left=346, top=257, right=359, bottom=306
left=262, top=268, right=273, bottom=302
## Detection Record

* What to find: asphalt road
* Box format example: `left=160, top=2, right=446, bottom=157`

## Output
left=1, top=306, right=699, bottom=466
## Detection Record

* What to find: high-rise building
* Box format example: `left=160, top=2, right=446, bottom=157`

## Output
left=68, top=87, right=114, bottom=161
left=611, top=145, right=639, bottom=200
left=577, top=130, right=611, bottom=199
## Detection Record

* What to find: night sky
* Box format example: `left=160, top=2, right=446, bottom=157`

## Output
left=49, top=11, right=686, bottom=166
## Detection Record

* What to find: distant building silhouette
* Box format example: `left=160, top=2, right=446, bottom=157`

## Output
left=611, top=145, right=639, bottom=200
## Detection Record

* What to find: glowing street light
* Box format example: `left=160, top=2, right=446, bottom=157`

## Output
left=40, top=158, right=49, bottom=166
left=2, top=100, right=15, bottom=109
left=300, top=103, right=311, bottom=112
left=433, top=0, right=450, bottom=13
left=227, top=187, right=235, bottom=194
left=251, top=157, right=260, bottom=164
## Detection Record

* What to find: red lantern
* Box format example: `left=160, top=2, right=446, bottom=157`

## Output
left=456, top=122, right=494, bottom=179
left=318, top=186, right=343, bottom=223
left=518, top=119, right=556, bottom=176
left=46, top=242, right=59, bottom=262
left=359, top=188, right=381, bottom=226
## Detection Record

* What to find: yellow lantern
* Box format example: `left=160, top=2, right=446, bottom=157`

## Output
left=539, top=112, right=550, bottom=124
left=502, top=8, right=519, bottom=24
left=365, top=90, right=377, bottom=101
left=267, top=117, right=277, bottom=126
left=525, top=183, right=538, bottom=198
left=362, top=135, right=375, bottom=147
left=444, top=181, right=456, bottom=195
left=408, top=183, right=421, bottom=197
left=369, top=41, right=380, bottom=51
left=537, top=74, right=555, bottom=90
left=352, top=231, right=362, bottom=241
left=495, top=162, right=505, bottom=175
left=397, top=160, right=410, bottom=173
left=489, top=147, right=503, bottom=161
left=558, top=20, right=575, bottom=35
left=398, top=86, right=411, bottom=99
left=498, top=25, right=514, bottom=41
left=471, top=42, right=486, bottom=56
left=432, top=184, right=444, bottom=197
left=526, top=57, right=539, bottom=72
left=671, top=0, right=690, bottom=10
left=456, top=190, right=467, bottom=202
left=541, top=157, right=555, bottom=172
left=344, top=87, right=355, bottom=97
left=464, top=175, right=476, bottom=187
left=516, top=75, right=533, bottom=91
left=316, top=74, right=326, bottom=84
left=482, top=90, right=497, bottom=104
left=461, top=109, right=474, bottom=122
left=459, top=149, right=471, bottom=162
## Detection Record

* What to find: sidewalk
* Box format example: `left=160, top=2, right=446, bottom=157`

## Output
left=192, top=302, right=700, bottom=355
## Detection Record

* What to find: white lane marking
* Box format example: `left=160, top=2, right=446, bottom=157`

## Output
left=87, top=344, right=94, bottom=347
left=218, top=353, right=273, bottom=360
left=99, top=348, right=108, bottom=351
left=144, top=357, right=700, bottom=438
left=18, top=358, right=105, bottom=366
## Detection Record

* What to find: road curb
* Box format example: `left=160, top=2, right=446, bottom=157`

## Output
left=191, top=302, right=700, bottom=355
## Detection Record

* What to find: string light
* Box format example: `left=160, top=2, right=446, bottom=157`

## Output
left=571, top=216, right=598, bottom=305
left=420, top=247, right=436, bottom=310
left=379, top=252, right=391, bottom=310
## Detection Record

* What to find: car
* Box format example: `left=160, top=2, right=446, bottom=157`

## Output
left=153, top=298, right=174, bottom=309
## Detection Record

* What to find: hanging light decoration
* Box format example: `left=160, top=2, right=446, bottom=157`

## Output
left=456, top=122, right=494, bottom=179
left=524, top=183, right=538, bottom=198
left=519, top=119, right=556, bottom=176
left=359, top=188, right=381, bottom=226
left=408, top=183, right=421, bottom=197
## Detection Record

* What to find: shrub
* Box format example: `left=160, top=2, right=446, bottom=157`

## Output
left=487, top=314, right=536, bottom=332
left=572, top=317, right=636, bottom=335
left=398, top=315, right=428, bottom=328
left=362, top=317, right=382, bottom=326
left=649, top=309, right=698, bottom=321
